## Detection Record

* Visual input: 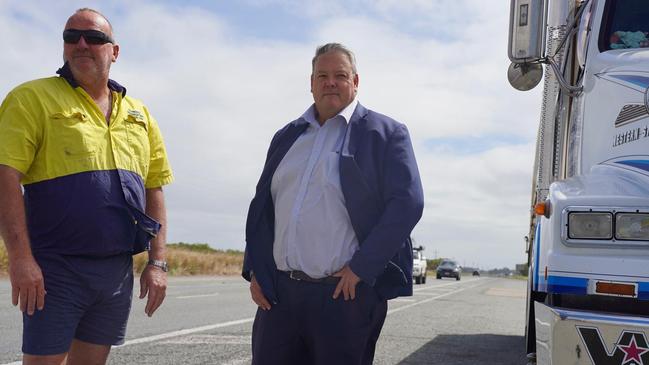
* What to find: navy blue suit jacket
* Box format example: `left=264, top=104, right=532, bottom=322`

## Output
left=243, top=103, right=424, bottom=302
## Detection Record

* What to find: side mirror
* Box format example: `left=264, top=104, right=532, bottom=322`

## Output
left=507, top=62, right=543, bottom=91
left=508, top=0, right=547, bottom=63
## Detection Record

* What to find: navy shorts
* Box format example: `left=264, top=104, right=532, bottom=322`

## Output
left=23, top=253, right=134, bottom=355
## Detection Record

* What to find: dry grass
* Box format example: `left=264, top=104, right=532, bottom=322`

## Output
left=0, top=242, right=243, bottom=276
left=133, top=246, right=243, bottom=275
left=0, top=240, right=6, bottom=276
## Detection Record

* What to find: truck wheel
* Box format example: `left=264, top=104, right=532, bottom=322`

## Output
left=456, top=276, right=460, bottom=281
left=422, top=274, right=427, bottom=284
left=415, top=276, right=421, bottom=284
left=436, top=274, right=441, bottom=279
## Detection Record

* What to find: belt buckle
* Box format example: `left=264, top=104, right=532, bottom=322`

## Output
left=289, top=271, right=301, bottom=281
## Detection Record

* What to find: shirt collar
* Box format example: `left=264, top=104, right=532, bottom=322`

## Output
left=56, top=62, right=127, bottom=96
left=296, top=98, right=359, bottom=127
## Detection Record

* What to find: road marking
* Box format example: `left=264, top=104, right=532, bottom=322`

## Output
left=0, top=278, right=494, bottom=365
left=485, top=287, right=525, bottom=298
left=415, top=291, right=453, bottom=296
left=388, top=283, right=484, bottom=316
left=176, top=292, right=219, bottom=299
left=118, top=317, right=254, bottom=347
left=391, top=298, right=416, bottom=302
left=0, top=318, right=255, bottom=365
left=412, top=280, right=474, bottom=292
left=222, top=357, right=252, bottom=365
left=160, top=334, right=250, bottom=345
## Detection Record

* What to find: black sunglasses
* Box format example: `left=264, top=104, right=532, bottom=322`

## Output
left=63, top=29, right=114, bottom=45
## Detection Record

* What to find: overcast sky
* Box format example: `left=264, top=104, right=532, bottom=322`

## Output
left=0, top=0, right=542, bottom=269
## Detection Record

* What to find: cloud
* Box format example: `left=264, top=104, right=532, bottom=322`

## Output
left=0, top=0, right=542, bottom=268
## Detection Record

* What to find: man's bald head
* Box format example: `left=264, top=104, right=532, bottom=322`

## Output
left=66, top=8, right=114, bottom=39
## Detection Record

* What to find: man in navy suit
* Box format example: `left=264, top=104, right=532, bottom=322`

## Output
left=243, top=43, right=424, bottom=365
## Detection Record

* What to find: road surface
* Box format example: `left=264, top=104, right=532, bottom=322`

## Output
left=0, top=275, right=527, bottom=364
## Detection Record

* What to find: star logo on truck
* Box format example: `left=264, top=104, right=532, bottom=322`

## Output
left=577, top=326, right=649, bottom=365
left=619, top=336, right=649, bottom=365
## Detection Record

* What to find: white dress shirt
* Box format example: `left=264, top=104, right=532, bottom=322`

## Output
left=271, top=99, right=360, bottom=278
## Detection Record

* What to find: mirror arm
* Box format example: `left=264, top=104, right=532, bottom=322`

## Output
left=540, top=0, right=590, bottom=97
left=544, top=57, right=584, bottom=96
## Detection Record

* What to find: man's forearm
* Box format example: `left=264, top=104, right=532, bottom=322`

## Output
left=0, top=165, right=32, bottom=259
left=145, top=187, right=167, bottom=261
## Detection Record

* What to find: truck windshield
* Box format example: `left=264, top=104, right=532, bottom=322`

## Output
left=601, top=0, right=649, bottom=51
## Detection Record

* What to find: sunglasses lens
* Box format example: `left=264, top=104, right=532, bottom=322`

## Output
left=84, top=35, right=106, bottom=45
left=63, top=29, right=112, bottom=45
left=63, top=30, right=82, bottom=44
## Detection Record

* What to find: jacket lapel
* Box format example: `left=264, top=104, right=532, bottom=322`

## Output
left=258, top=122, right=309, bottom=192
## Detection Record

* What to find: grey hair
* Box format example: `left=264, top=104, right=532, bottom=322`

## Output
left=71, top=8, right=114, bottom=36
left=311, top=43, right=357, bottom=74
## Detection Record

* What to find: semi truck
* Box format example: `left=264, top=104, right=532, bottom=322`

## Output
left=507, top=0, right=649, bottom=364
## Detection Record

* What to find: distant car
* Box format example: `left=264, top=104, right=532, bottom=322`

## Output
left=436, top=260, right=461, bottom=281
left=472, top=270, right=480, bottom=276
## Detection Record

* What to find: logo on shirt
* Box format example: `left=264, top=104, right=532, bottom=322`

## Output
left=127, top=109, right=145, bottom=121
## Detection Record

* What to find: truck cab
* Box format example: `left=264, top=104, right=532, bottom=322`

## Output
left=508, top=0, right=649, bottom=363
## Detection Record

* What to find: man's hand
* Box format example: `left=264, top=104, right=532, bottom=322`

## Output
left=9, top=255, right=46, bottom=315
left=139, top=265, right=167, bottom=317
left=250, top=275, right=271, bottom=310
left=332, top=265, right=361, bottom=301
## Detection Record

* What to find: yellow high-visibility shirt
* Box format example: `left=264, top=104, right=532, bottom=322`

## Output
left=0, top=66, right=173, bottom=255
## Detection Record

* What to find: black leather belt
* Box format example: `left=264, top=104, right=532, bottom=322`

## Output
left=279, top=270, right=340, bottom=285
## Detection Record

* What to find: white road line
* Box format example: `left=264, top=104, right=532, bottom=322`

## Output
left=412, top=280, right=469, bottom=292
left=391, top=298, right=416, bottom=302
left=221, top=357, right=252, bottom=365
left=414, top=291, right=454, bottom=296
left=387, top=283, right=483, bottom=316
left=0, top=319, right=255, bottom=365
left=119, top=317, right=254, bottom=346
left=0, top=278, right=493, bottom=365
left=176, top=292, right=219, bottom=299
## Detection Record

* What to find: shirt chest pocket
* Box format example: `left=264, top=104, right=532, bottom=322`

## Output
left=49, top=109, right=97, bottom=158
left=123, top=113, right=150, bottom=166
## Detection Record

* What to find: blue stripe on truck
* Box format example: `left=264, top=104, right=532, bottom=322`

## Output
left=616, top=159, right=649, bottom=173
left=547, top=276, right=588, bottom=294
left=547, top=275, right=649, bottom=300
left=639, top=282, right=649, bottom=300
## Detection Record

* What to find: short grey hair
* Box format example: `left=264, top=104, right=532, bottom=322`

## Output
left=311, top=43, right=357, bottom=74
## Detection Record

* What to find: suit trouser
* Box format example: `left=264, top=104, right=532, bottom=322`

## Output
left=251, top=272, right=388, bottom=365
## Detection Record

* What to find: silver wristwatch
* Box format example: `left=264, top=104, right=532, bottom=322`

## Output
left=147, top=259, right=169, bottom=272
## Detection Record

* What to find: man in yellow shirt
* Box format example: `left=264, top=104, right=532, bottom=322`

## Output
left=0, top=8, right=173, bottom=365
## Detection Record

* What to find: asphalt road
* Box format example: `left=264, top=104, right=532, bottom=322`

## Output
left=0, top=275, right=527, bottom=365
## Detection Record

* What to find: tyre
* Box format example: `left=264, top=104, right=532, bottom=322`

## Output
left=456, top=275, right=460, bottom=281
left=436, top=274, right=441, bottom=279
left=422, top=274, right=427, bottom=284
left=415, top=276, right=421, bottom=284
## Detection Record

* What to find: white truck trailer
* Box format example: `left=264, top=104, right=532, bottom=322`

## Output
left=508, top=0, right=649, bottom=364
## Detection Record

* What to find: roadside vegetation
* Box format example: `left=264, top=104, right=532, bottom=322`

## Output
left=0, top=241, right=244, bottom=276
left=0, top=239, right=6, bottom=275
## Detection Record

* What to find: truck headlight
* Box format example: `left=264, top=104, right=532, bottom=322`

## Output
left=616, top=213, right=649, bottom=240
left=568, top=212, right=613, bottom=239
